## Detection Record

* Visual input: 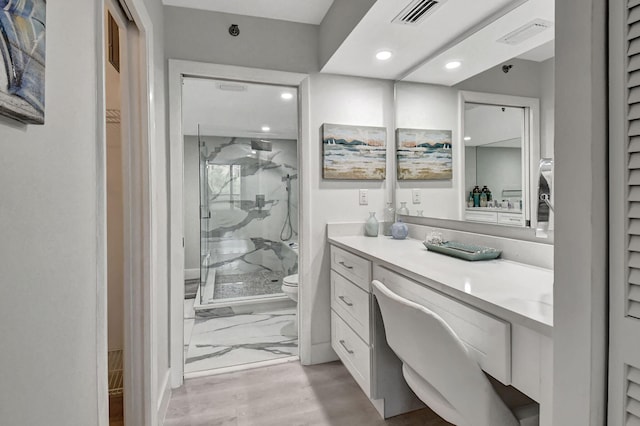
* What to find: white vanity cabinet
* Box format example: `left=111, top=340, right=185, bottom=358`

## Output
left=329, top=237, right=554, bottom=426
left=330, top=246, right=423, bottom=418
left=330, top=246, right=373, bottom=395
left=464, top=209, right=525, bottom=226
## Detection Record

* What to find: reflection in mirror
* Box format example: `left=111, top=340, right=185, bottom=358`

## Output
left=463, top=103, right=526, bottom=227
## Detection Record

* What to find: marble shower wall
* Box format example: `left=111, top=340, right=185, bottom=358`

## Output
left=184, top=136, right=298, bottom=276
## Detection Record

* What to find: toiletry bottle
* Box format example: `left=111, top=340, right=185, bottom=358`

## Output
left=467, top=192, right=474, bottom=208
left=383, top=203, right=395, bottom=236
left=486, top=187, right=492, bottom=202
left=480, top=192, right=487, bottom=207
left=472, top=186, right=481, bottom=207
left=482, top=185, right=492, bottom=202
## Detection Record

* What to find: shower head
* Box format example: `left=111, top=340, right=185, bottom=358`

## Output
left=251, top=139, right=272, bottom=152
left=282, top=173, right=298, bottom=182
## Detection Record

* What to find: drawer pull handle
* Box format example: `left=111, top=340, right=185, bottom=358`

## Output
left=338, top=295, right=354, bottom=306
left=339, top=261, right=353, bottom=269
left=339, top=339, right=354, bottom=354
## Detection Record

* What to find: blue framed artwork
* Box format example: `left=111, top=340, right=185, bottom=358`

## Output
left=397, top=128, right=453, bottom=180
left=0, top=0, right=46, bottom=124
left=322, top=123, right=386, bottom=180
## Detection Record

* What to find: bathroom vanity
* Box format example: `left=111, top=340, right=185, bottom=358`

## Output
left=328, top=232, right=553, bottom=425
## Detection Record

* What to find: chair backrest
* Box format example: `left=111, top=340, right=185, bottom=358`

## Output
left=372, top=280, right=519, bottom=426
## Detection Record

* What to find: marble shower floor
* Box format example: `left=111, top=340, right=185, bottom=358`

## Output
left=184, top=298, right=298, bottom=373
left=213, top=270, right=285, bottom=299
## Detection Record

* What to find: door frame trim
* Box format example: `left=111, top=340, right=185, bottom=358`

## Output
left=168, top=60, right=308, bottom=387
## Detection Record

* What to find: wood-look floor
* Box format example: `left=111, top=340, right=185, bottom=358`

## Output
left=164, top=360, right=452, bottom=426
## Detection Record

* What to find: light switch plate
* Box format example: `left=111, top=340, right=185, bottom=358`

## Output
left=359, top=189, right=368, bottom=205
left=412, top=189, right=421, bottom=204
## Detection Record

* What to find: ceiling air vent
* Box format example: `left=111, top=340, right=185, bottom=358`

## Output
left=497, top=19, right=553, bottom=45
left=392, top=0, right=447, bottom=26
left=217, top=83, right=247, bottom=92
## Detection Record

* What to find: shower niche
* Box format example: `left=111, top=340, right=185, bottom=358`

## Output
left=182, top=77, right=299, bottom=310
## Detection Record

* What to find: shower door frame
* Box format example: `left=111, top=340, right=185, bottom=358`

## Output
left=168, top=60, right=309, bottom=387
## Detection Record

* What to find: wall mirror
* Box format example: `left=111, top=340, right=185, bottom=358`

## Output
left=394, top=58, right=553, bottom=238
left=460, top=91, right=539, bottom=229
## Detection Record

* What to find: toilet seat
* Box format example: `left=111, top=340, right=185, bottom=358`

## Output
left=283, top=274, right=298, bottom=287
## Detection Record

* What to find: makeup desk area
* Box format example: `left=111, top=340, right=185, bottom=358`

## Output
left=327, top=233, right=553, bottom=426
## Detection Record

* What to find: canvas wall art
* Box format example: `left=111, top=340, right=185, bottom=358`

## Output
left=322, top=123, right=386, bottom=180
left=397, top=128, right=453, bottom=180
left=0, top=0, right=46, bottom=124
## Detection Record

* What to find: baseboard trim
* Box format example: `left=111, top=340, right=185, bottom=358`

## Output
left=184, top=268, right=199, bottom=280
left=308, top=342, right=338, bottom=365
left=157, top=370, right=172, bottom=425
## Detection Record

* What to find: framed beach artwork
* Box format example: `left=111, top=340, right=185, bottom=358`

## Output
left=322, top=123, right=386, bottom=180
left=0, top=0, right=46, bottom=124
left=397, top=128, right=453, bottom=180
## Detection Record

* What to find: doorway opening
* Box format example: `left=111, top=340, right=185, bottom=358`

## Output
left=181, top=77, right=300, bottom=374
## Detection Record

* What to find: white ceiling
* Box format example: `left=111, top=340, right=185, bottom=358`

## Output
left=182, top=78, right=298, bottom=139
left=464, top=104, right=522, bottom=147
left=162, top=0, right=334, bottom=25
left=321, top=0, right=520, bottom=80
left=403, top=0, right=554, bottom=85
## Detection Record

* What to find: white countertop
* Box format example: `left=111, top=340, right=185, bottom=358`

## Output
left=328, top=235, right=553, bottom=336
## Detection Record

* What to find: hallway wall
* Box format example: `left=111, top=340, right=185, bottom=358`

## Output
left=0, top=1, right=103, bottom=424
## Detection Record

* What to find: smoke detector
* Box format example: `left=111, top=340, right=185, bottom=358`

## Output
left=497, top=19, right=553, bottom=45
left=392, top=0, right=447, bottom=26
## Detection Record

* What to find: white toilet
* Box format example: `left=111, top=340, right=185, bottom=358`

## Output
left=281, top=274, right=298, bottom=337
left=282, top=274, right=298, bottom=302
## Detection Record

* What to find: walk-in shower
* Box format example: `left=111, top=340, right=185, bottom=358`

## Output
left=196, top=135, right=299, bottom=308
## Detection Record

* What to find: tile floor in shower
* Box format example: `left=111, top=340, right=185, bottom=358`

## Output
left=184, top=284, right=298, bottom=373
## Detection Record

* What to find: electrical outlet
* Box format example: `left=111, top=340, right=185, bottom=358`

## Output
left=412, top=189, right=421, bottom=204
left=359, top=189, right=368, bottom=205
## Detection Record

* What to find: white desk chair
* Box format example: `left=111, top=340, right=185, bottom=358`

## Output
left=372, top=280, right=538, bottom=426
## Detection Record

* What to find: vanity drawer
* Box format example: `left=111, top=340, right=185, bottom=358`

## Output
left=373, top=265, right=512, bottom=385
left=331, top=310, right=371, bottom=397
left=464, top=210, right=498, bottom=223
left=498, top=212, right=524, bottom=226
left=331, top=246, right=372, bottom=291
left=331, top=271, right=370, bottom=343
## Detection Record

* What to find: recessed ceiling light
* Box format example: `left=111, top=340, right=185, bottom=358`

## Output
left=261, top=126, right=270, bottom=132
left=281, top=92, right=293, bottom=100
left=376, top=50, right=393, bottom=61
left=445, top=61, right=462, bottom=70
left=464, top=136, right=471, bottom=141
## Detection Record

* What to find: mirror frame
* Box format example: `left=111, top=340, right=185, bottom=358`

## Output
left=458, top=90, right=540, bottom=228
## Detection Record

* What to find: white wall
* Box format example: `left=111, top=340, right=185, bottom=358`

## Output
left=0, top=1, right=102, bottom=424
left=539, top=58, right=555, bottom=158
left=318, top=0, right=376, bottom=68
left=141, top=0, right=172, bottom=418
left=395, top=82, right=460, bottom=219
left=553, top=0, right=607, bottom=424
left=475, top=147, right=522, bottom=199
left=306, top=73, right=394, bottom=359
left=164, top=6, right=319, bottom=74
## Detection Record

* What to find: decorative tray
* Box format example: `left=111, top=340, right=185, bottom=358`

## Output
left=423, top=240, right=502, bottom=261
